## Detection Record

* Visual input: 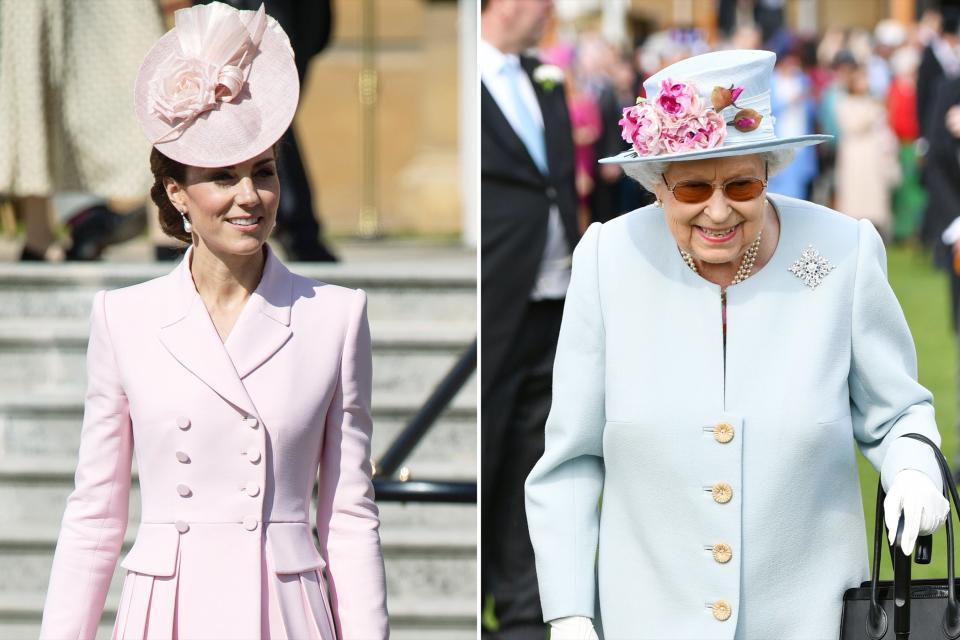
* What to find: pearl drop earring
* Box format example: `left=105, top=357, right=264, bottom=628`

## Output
left=179, top=209, right=192, bottom=233
left=655, top=198, right=663, bottom=208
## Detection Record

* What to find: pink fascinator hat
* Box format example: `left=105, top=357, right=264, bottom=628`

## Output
left=134, top=1, right=299, bottom=168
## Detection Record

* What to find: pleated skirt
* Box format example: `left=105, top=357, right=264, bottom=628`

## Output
left=110, top=536, right=337, bottom=639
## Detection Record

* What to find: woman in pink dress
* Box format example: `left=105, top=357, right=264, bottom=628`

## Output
left=38, top=3, right=388, bottom=639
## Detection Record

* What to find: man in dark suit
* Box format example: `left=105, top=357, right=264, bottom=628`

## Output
left=198, top=0, right=337, bottom=261
left=480, top=1, right=578, bottom=638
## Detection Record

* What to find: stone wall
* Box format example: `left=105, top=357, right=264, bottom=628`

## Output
left=296, top=0, right=462, bottom=237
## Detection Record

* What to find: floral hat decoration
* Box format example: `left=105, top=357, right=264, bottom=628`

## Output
left=601, top=49, right=831, bottom=165
left=133, top=1, right=299, bottom=168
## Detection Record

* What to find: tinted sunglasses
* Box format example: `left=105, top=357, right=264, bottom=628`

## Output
left=661, top=166, right=768, bottom=204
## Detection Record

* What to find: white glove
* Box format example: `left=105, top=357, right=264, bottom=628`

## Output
left=884, top=469, right=950, bottom=556
left=549, top=616, right=599, bottom=640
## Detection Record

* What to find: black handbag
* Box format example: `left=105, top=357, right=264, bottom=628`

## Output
left=840, top=433, right=960, bottom=639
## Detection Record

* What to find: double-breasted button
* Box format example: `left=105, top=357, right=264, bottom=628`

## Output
left=175, top=451, right=190, bottom=463
left=711, top=600, right=732, bottom=621
left=712, top=543, right=733, bottom=564
left=176, top=416, right=191, bottom=430
left=245, top=482, right=261, bottom=497
left=713, top=422, right=734, bottom=444
left=175, top=520, right=190, bottom=533
left=243, top=446, right=261, bottom=464
left=711, top=482, right=733, bottom=504
left=243, top=417, right=259, bottom=429
left=242, top=515, right=258, bottom=531
left=176, top=483, right=192, bottom=497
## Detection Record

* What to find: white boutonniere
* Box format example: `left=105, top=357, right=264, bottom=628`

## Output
left=533, top=64, right=564, bottom=91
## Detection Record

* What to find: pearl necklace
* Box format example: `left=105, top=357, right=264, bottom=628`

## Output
left=679, top=227, right=763, bottom=287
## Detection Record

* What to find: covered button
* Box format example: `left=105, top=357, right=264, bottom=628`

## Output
left=175, top=520, right=190, bottom=533
left=243, top=417, right=259, bottom=429
left=711, top=482, right=733, bottom=504
left=245, top=482, right=261, bottom=497
left=176, top=483, right=192, bottom=497
left=712, top=600, right=732, bottom=621
left=176, top=416, right=191, bottom=430
left=713, top=422, right=734, bottom=444
left=242, top=516, right=259, bottom=531
left=244, top=446, right=261, bottom=463
left=712, top=543, right=733, bottom=564
left=175, top=451, right=190, bottom=463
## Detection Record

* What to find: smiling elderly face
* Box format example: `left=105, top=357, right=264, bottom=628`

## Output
left=653, top=154, right=768, bottom=267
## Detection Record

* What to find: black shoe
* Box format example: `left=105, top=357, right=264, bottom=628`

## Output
left=154, top=245, right=186, bottom=261
left=65, top=204, right=118, bottom=261
left=276, top=232, right=339, bottom=262
left=19, top=246, right=45, bottom=261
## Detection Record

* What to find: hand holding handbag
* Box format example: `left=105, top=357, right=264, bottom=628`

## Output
left=840, top=433, right=960, bottom=639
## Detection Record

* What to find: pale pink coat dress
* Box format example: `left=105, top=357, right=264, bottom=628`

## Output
left=39, top=244, right=389, bottom=639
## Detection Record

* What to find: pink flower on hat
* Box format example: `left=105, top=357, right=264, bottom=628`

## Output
left=618, top=78, right=742, bottom=157
left=151, top=56, right=218, bottom=126
left=655, top=79, right=704, bottom=122
left=660, top=110, right=727, bottom=154
left=619, top=102, right=662, bottom=156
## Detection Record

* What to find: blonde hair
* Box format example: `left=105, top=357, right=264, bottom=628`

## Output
left=622, top=148, right=797, bottom=193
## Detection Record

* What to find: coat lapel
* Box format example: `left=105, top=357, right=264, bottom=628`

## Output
left=481, top=81, right=546, bottom=181
left=223, top=245, right=293, bottom=379
left=157, top=245, right=292, bottom=417
left=523, top=56, right=562, bottom=179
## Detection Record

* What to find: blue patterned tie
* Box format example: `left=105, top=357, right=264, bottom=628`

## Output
left=502, top=57, right=548, bottom=174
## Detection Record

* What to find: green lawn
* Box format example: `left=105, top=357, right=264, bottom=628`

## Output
left=862, top=244, right=957, bottom=580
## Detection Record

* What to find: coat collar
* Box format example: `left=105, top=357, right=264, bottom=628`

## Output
left=158, top=243, right=294, bottom=417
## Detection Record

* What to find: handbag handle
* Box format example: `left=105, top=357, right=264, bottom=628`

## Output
left=866, top=433, right=960, bottom=639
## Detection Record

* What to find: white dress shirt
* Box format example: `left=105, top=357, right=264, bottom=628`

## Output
left=480, top=38, right=571, bottom=301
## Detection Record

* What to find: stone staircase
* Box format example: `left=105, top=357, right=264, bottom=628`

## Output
left=0, top=255, right=477, bottom=639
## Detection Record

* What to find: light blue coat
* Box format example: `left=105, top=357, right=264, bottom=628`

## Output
left=524, top=193, right=943, bottom=639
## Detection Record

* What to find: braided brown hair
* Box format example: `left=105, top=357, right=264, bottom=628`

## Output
left=149, top=148, right=192, bottom=244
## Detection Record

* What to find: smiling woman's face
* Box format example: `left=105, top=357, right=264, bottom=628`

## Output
left=166, top=148, right=280, bottom=257
left=653, top=154, right=768, bottom=267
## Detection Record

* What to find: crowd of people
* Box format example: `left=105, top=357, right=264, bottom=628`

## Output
left=545, top=6, right=960, bottom=254
left=0, top=0, right=337, bottom=262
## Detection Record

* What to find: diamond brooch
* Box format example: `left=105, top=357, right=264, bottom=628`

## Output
left=789, top=245, right=834, bottom=290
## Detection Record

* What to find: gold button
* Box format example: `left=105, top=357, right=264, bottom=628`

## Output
left=712, top=543, right=733, bottom=564
left=712, top=600, right=732, bottom=621
left=711, top=482, right=733, bottom=504
left=713, top=422, right=734, bottom=444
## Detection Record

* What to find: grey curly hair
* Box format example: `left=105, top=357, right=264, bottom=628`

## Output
left=622, top=148, right=797, bottom=194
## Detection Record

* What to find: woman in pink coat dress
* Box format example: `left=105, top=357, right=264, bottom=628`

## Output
left=38, top=3, right=388, bottom=639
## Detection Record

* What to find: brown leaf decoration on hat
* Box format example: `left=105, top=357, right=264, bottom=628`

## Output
left=710, top=85, right=743, bottom=111
left=731, top=108, right=762, bottom=132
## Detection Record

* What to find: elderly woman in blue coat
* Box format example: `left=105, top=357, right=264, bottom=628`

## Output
left=525, top=49, right=951, bottom=640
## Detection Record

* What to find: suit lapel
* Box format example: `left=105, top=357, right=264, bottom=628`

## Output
left=482, top=81, right=545, bottom=179
left=523, top=56, right=562, bottom=178
left=223, top=245, right=293, bottom=379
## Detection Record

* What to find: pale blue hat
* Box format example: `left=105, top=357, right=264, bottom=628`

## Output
left=600, top=49, right=831, bottom=165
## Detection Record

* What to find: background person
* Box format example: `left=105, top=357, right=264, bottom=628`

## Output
left=480, top=0, right=578, bottom=638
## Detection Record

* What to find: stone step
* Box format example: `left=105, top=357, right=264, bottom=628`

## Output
left=0, top=392, right=476, bottom=478
left=0, top=459, right=477, bottom=530
left=0, top=261, right=476, bottom=325
left=0, top=593, right=476, bottom=640
left=0, top=318, right=476, bottom=400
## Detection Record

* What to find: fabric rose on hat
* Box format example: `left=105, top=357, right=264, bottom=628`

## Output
left=660, top=110, right=726, bottom=154
left=619, top=101, right=662, bottom=156
left=619, top=77, right=732, bottom=157
left=151, top=56, right=218, bottom=126
left=655, top=80, right=704, bottom=124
